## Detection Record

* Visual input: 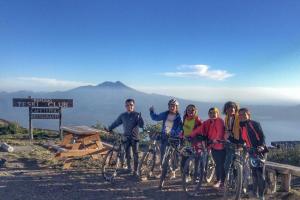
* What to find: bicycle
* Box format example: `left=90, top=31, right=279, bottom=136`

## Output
left=181, top=136, right=208, bottom=196
left=102, top=132, right=127, bottom=182
left=159, top=136, right=181, bottom=190
left=138, top=131, right=161, bottom=181
left=223, top=141, right=244, bottom=200
left=242, top=146, right=267, bottom=198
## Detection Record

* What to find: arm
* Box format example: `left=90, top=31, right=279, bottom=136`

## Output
left=108, top=114, right=123, bottom=131
left=150, top=110, right=166, bottom=121
left=137, top=112, right=144, bottom=128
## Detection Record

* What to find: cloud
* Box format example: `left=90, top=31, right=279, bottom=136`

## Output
left=162, top=64, right=234, bottom=80
left=17, top=77, right=92, bottom=88
left=0, top=77, right=93, bottom=92
left=134, top=86, right=300, bottom=105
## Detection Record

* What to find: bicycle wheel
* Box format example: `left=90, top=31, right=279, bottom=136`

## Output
left=159, top=148, right=171, bottom=189
left=138, top=150, right=157, bottom=181
left=205, top=153, right=216, bottom=183
left=182, top=157, right=201, bottom=196
left=102, top=149, right=121, bottom=182
left=224, top=161, right=243, bottom=200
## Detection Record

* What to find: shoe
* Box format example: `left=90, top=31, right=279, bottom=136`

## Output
left=185, top=175, right=192, bottom=183
left=195, top=177, right=200, bottom=183
left=170, top=171, right=176, bottom=179
left=213, top=181, right=221, bottom=188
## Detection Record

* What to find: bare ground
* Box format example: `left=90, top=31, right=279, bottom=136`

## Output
left=1, top=140, right=300, bottom=200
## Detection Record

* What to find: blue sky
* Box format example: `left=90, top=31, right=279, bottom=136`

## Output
left=1, top=0, right=300, bottom=104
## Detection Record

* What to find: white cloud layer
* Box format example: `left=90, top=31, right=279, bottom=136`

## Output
left=162, top=65, right=234, bottom=80
left=0, top=77, right=93, bottom=92
left=134, top=86, right=300, bottom=105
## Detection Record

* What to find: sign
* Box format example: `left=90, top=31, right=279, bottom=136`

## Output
left=12, top=97, right=73, bottom=140
left=31, top=114, right=60, bottom=119
left=31, top=108, right=60, bottom=113
left=13, top=98, right=73, bottom=108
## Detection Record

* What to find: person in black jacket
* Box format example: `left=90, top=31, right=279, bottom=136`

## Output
left=108, top=99, right=144, bottom=176
left=238, top=108, right=268, bottom=200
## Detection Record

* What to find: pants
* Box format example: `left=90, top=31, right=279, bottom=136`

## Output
left=160, top=139, right=168, bottom=165
left=124, top=137, right=139, bottom=172
left=181, top=154, right=201, bottom=177
left=251, top=165, right=266, bottom=197
left=212, top=149, right=226, bottom=182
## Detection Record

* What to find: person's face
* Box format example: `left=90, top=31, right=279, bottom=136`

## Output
left=238, top=111, right=250, bottom=122
left=226, top=105, right=236, bottom=116
left=125, top=101, right=135, bottom=112
left=169, top=104, right=177, bottom=114
left=187, top=106, right=196, bottom=117
left=208, top=110, right=218, bottom=119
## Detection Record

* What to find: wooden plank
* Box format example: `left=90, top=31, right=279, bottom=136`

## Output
left=60, top=133, right=73, bottom=146
left=59, top=149, right=104, bottom=158
left=282, top=174, right=291, bottom=192
left=61, top=126, right=100, bottom=135
left=265, top=161, right=300, bottom=177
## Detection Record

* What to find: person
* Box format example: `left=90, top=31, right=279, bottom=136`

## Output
left=223, top=101, right=240, bottom=175
left=180, top=104, right=202, bottom=181
left=238, top=108, right=268, bottom=200
left=192, top=107, right=226, bottom=188
left=107, top=98, right=144, bottom=176
left=149, top=98, right=182, bottom=178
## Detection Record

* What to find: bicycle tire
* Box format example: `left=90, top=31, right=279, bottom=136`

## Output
left=205, top=153, right=215, bottom=183
left=138, top=150, right=157, bottom=181
left=224, top=161, right=243, bottom=200
left=102, top=149, right=120, bottom=182
left=159, top=148, right=171, bottom=189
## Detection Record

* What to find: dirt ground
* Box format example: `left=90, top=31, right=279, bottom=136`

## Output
left=1, top=140, right=300, bottom=200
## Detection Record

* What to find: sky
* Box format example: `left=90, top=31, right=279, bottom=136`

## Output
left=1, top=0, right=300, bottom=104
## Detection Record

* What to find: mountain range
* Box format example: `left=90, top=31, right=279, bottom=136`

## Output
left=0, top=81, right=299, bottom=131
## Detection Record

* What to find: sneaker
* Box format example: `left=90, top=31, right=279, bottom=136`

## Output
left=185, top=175, right=192, bottom=183
left=213, top=181, right=221, bottom=188
left=170, top=171, right=176, bottom=179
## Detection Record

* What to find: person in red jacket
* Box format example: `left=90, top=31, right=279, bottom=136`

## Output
left=192, top=107, right=226, bottom=188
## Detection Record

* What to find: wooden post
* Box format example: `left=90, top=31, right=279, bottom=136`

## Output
left=59, top=107, right=63, bottom=140
left=282, top=173, right=291, bottom=192
left=29, top=106, right=33, bottom=140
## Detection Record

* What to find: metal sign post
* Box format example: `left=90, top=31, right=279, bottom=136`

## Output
left=13, top=97, right=73, bottom=140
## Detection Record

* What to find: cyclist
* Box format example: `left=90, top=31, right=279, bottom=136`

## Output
left=238, top=108, right=268, bottom=200
left=223, top=101, right=240, bottom=175
left=149, top=98, right=183, bottom=178
left=180, top=104, right=202, bottom=180
left=107, top=98, right=144, bottom=176
left=192, top=107, right=226, bottom=188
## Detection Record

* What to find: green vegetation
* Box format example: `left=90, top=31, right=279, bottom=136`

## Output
left=267, top=145, right=300, bottom=167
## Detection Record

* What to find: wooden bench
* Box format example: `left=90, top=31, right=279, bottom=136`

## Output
left=50, top=125, right=111, bottom=169
left=265, top=161, right=300, bottom=193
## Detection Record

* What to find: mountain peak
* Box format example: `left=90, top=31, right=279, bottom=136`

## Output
left=97, top=81, right=130, bottom=89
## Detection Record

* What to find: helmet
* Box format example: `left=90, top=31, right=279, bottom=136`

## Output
left=168, top=98, right=179, bottom=106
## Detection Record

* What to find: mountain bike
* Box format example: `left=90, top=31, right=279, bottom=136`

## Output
left=138, top=131, right=161, bottom=181
left=223, top=141, right=245, bottom=200
left=159, top=136, right=181, bottom=190
left=181, top=136, right=208, bottom=196
left=102, top=132, right=127, bottom=182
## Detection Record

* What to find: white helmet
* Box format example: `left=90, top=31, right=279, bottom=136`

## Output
left=168, top=98, right=179, bottom=106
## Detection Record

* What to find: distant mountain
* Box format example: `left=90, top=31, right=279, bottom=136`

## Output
left=0, top=81, right=299, bottom=131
